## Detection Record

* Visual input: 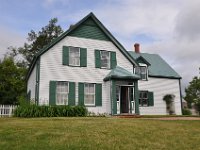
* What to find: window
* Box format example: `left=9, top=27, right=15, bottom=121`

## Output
left=69, top=47, right=80, bottom=66
left=139, top=91, right=148, bottom=106
left=100, top=51, right=110, bottom=68
left=56, top=81, right=68, bottom=105
left=84, top=83, right=95, bottom=105
left=135, top=66, right=147, bottom=80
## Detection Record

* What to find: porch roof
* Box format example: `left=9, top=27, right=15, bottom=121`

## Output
left=104, top=66, right=140, bottom=81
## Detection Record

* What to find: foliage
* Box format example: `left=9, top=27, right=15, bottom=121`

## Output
left=182, top=108, right=192, bottom=115
left=10, top=18, right=63, bottom=67
left=0, top=56, right=26, bottom=104
left=185, top=76, right=200, bottom=115
left=163, top=94, right=175, bottom=115
left=14, top=105, right=88, bottom=117
left=1, top=118, right=200, bottom=149
left=0, top=18, right=63, bottom=104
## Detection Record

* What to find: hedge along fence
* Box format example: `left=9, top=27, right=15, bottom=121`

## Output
left=13, top=105, right=88, bottom=117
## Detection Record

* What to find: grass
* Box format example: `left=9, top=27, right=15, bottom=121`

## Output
left=0, top=117, right=200, bottom=150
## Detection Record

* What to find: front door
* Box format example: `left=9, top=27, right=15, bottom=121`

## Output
left=121, top=86, right=129, bottom=113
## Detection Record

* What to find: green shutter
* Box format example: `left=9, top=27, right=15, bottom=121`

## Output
left=63, top=46, right=69, bottom=65
left=78, top=83, right=84, bottom=105
left=110, top=52, right=117, bottom=69
left=95, top=84, right=102, bottom=106
left=49, top=81, right=57, bottom=105
left=68, top=82, right=76, bottom=106
left=95, top=50, right=101, bottom=68
left=148, top=92, right=154, bottom=106
left=112, top=80, right=117, bottom=115
left=80, top=48, right=87, bottom=67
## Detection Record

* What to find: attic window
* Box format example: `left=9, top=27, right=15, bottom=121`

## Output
left=135, top=64, right=148, bottom=80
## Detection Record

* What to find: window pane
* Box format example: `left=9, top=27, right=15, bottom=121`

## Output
left=143, top=92, right=148, bottom=98
left=69, top=47, right=80, bottom=66
left=141, top=67, right=146, bottom=73
left=101, top=51, right=110, bottom=68
left=56, top=81, right=68, bottom=105
left=84, top=83, right=95, bottom=105
left=142, top=99, right=148, bottom=106
left=135, top=67, right=141, bottom=75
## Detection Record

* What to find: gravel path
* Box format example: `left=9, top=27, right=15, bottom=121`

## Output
left=142, top=117, right=200, bottom=120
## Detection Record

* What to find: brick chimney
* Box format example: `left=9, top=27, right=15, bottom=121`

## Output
left=134, top=43, right=140, bottom=53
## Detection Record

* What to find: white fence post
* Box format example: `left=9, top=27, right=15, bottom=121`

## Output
left=0, top=105, right=17, bottom=117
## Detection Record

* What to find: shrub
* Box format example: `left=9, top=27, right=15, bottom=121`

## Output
left=182, top=108, right=192, bottom=115
left=14, top=105, right=88, bottom=117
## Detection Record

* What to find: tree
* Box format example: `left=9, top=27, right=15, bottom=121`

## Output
left=0, top=56, right=27, bottom=104
left=185, top=76, right=200, bottom=115
left=10, top=18, right=63, bottom=67
left=0, top=18, right=63, bottom=104
left=163, top=94, right=175, bottom=115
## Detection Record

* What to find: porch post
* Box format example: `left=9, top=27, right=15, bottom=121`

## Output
left=111, top=80, right=117, bottom=115
left=134, top=81, right=140, bottom=114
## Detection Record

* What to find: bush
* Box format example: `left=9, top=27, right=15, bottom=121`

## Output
left=14, top=105, right=88, bottom=117
left=182, top=108, right=192, bottom=115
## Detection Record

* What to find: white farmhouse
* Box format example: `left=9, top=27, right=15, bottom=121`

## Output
left=27, top=13, right=182, bottom=115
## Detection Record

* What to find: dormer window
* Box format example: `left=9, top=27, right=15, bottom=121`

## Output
left=135, top=64, right=148, bottom=80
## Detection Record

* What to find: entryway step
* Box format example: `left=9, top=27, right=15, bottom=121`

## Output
left=113, top=114, right=141, bottom=118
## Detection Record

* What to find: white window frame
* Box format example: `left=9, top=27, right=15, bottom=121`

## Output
left=135, top=63, right=148, bottom=80
left=139, top=91, right=148, bottom=107
left=84, top=83, right=95, bottom=106
left=100, top=50, right=110, bottom=69
left=56, top=81, right=69, bottom=105
left=69, top=47, right=80, bottom=66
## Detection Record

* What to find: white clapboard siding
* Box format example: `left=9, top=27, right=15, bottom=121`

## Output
left=27, top=65, right=36, bottom=99
left=138, top=77, right=182, bottom=115
left=0, top=105, right=17, bottom=117
left=38, top=36, right=133, bottom=114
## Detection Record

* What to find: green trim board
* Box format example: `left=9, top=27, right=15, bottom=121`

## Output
left=26, top=12, right=138, bottom=80
left=35, top=58, right=40, bottom=105
left=111, top=80, right=117, bottom=115
left=134, top=81, right=140, bottom=114
left=129, top=51, right=181, bottom=79
left=179, top=79, right=183, bottom=114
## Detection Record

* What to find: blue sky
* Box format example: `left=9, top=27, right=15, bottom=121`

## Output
left=0, top=0, right=200, bottom=93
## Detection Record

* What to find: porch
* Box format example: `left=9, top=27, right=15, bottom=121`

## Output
left=104, top=66, right=140, bottom=115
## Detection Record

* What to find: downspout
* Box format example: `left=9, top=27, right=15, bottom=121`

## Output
left=179, top=79, right=183, bottom=114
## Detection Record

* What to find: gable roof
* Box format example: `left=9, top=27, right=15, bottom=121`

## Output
left=26, top=12, right=138, bottom=80
left=104, top=66, right=140, bottom=81
left=128, top=51, right=181, bottom=79
left=136, top=56, right=151, bottom=66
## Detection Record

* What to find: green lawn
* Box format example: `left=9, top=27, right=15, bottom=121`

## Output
left=0, top=117, right=200, bottom=150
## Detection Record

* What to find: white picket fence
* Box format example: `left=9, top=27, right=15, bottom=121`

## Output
left=0, top=105, right=18, bottom=117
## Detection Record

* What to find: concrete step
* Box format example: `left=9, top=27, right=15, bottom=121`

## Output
left=113, top=114, right=141, bottom=118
